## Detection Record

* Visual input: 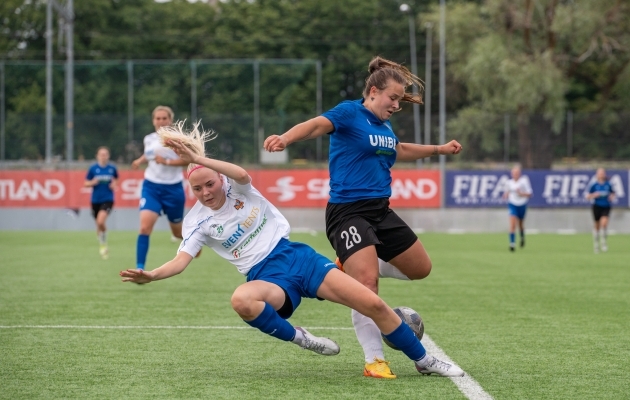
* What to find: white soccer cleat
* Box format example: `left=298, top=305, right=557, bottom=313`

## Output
left=415, top=356, right=465, bottom=377
left=601, top=242, right=608, bottom=252
left=593, top=244, right=600, bottom=254
left=295, top=327, right=340, bottom=356
left=99, top=245, right=109, bottom=260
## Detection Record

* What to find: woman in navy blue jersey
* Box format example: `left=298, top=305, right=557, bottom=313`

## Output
left=264, top=56, right=462, bottom=379
left=84, top=146, right=118, bottom=259
left=586, top=168, right=616, bottom=253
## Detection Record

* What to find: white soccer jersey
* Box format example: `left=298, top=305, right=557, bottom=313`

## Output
left=506, top=176, right=532, bottom=206
left=178, top=177, right=291, bottom=275
left=142, top=132, right=183, bottom=184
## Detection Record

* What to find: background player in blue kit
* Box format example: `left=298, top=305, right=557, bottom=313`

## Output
left=264, top=56, right=462, bottom=379
left=131, top=106, right=188, bottom=270
left=503, top=166, right=533, bottom=252
left=587, top=168, right=616, bottom=253
left=84, top=146, right=118, bottom=259
left=120, top=122, right=464, bottom=378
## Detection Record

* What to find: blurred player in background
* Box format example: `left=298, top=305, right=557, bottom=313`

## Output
left=503, top=166, right=532, bottom=252
left=131, top=106, right=187, bottom=270
left=84, top=146, right=118, bottom=260
left=264, top=56, right=462, bottom=379
left=587, top=168, right=615, bottom=253
left=120, top=122, right=464, bottom=377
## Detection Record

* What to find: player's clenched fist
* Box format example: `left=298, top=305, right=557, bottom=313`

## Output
left=263, top=135, right=288, bottom=152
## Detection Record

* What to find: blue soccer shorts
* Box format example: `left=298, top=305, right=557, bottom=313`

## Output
left=246, top=238, right=337, bottom=319
left=139, top=179, right=185, bottom=223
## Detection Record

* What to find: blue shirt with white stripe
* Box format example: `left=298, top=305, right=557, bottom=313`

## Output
left=86, top=163, right=118, bottom=203
left=589, top=181, right=614, bottom=207
left=322, top=99, right=399, bottom=204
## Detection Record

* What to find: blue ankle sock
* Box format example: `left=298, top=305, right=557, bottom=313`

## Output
left=509, top=233, right=515, bottom=245
left=383, top=322, right=427, bottom=362
left=137, top=234, right=149, bottom=267
left=244, top=303, right=296, bottom=341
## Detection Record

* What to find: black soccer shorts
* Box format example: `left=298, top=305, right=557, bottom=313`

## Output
left=325, top=198, right=418, bottom=264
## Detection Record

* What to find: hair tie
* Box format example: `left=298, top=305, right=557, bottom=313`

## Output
left=187, top=165, right=205, bottom=179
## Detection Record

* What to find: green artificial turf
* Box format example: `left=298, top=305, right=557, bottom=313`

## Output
left=1, top=231, right=628, bottom=399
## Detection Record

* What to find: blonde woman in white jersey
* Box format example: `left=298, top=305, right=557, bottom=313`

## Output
left=131, top=106, right=187, bottom=270
left=503, top=166, right=533, bottom=251
left=120, top=122, right=464, bottom=377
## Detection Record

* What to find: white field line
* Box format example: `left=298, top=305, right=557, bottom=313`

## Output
left=422, top=334, right=494, bottom=400
left=0, top=325, right=492, bottom=399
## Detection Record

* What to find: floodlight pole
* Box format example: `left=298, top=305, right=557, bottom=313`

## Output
left=439, top=0, right=446, bottom=207
left=400, top=4, right=422, bottom=167
left=45, top=0, right=74, bottom=164
left=424, top=23, right=433, bottom=165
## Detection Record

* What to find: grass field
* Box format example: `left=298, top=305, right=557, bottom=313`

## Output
left=1, top=231, right=629, bottom=399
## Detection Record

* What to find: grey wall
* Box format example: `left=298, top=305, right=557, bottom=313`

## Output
left=1, top=208, right=628, bottom=234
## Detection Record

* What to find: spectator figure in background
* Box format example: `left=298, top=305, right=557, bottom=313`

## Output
left=84, top=146, right=118, bottom=260
left=131, top=106, right=187, bottom=270
left=120, top=121, right=464, bottom=378
left=503, top=166, right=533, bottom=252
left=587, top=168, right=615, bottom=253
left=263, top=56, right=462, bottom=379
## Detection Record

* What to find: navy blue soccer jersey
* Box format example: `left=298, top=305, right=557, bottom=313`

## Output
left=588, top=181, right=614, bottom=207
left=86, top=163, right=118, bottom=203
left=322, top=99, right=399, bottom=203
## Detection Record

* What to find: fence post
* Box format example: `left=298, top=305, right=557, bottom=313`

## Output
left=316, top=60, right=322, bottom=163
left=567, top=110, right=573, bottom=158
left=254, top=60, right=260, bottom=163
left=0, top=62, right=4, bottom=161
left=504, top=114, right=510, bottom=163
left=127, top=60, right=134, bottom=142
left=190, top=60, right=197, bottom=123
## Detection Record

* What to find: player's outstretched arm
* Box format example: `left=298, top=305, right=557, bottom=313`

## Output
left=131, top=155, right=147, bottom=170
left=396, top=140, right=462, bottom=162
left=120, top=251, right=193, bottom=284
left=263, top=116, right=333, bottom=152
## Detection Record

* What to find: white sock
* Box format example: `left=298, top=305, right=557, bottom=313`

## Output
left=352, top=309, right=384, bottom=363
left=98, top=231, right=107, bottom=245
left=292, top=328, right=305, bottom=346
left=378, top=259, right=410, bottom=280
left=601, top=228, right=607, bottom=243
left=592, top=230, right=599, bottom=245
left=415, top=354, right=431, bottom=366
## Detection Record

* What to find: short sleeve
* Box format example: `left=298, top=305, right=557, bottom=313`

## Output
left=113, top=166, right=119, bottom=179
left=86, top=167, right=94, bottom=180
left=321, top=101, right=357, bottom=133
left=178, top=224, right=206, bottom=258
left=608, top=182, right=615, bottom=193
left=588, top=183, right=596, bottom=193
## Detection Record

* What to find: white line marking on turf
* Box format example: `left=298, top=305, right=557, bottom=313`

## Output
left=422, top=334, right=493, bottom=400
left=0, top=325, right=492, bottom=399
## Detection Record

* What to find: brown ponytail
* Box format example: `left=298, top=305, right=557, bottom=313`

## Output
left=363, top=56, right=424, bottom=105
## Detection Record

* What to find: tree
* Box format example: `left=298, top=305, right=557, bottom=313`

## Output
left=423, top=0, right=630, bottom=168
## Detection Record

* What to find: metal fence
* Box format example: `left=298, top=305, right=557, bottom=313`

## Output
left=1, top=60, right=628, bottom=169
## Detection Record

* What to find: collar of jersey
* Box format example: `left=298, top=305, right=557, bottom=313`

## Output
left=355, top=99, right=387, bottom=126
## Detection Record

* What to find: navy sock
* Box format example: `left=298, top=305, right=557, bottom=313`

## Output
left=509, top=233, right=515, bottom=245
left=520, top=230, right=525, bottom=240
left=383, top=322, right=426, bottom=362
left=244, top=303, right=296, bottom=342
left=136, top=234, right=149, bottom=268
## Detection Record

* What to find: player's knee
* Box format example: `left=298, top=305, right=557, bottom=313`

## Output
left=406, top=260, right=432, bottom=280
left=364, top=297, right=390, bottom=318
left=230, top=290, right=255, bottom=318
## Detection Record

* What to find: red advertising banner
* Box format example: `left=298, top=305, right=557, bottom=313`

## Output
left=0, top=170, right=440, bottom=209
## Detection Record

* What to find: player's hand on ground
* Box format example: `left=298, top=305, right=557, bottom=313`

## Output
left=164, top=139, right=197, bottom=164
left=440, top=140, right=463, bottom=155
left=263, top=135, right=288, bottom=152
left=120, top=269, right=153, bottom=284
